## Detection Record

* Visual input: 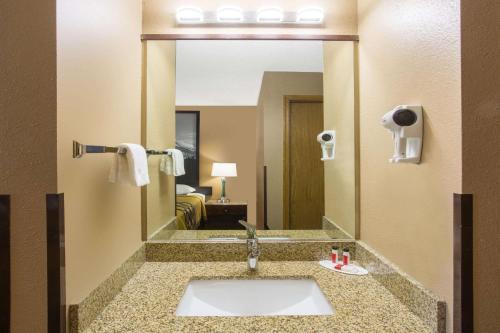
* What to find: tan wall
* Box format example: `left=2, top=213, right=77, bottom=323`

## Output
left=177, top=107, right=258, bottom=224
left=323, top=41, right=358, bottom=238
left=143, top=41, right=177, bottom=238
left=358, top=1, right=461, bottom=331
left=143, top=0, right=357, bottom=35
left=258, top=72, right=323, bottom=229
left=57, top=0, right=143, bottom=306
left=0, top=1, right=57, bottom=331
left=461, top=0, right=500, bottom=331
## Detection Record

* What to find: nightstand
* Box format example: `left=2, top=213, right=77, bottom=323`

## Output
left=203, top=201, right=247, bottom=230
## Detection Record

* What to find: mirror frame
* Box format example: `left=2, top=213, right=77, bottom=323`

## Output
left=141, top=34, right=359, bottom=41
left=141, top=33, right=360, bottom=242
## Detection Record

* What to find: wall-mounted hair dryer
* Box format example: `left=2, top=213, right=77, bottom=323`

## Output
left=317, top=130, right=336, bottom=161
left=381, top=105, right=423, bottom=164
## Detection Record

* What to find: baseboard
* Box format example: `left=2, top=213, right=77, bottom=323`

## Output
left=148, top=216, right=177, bottom=240
left=68, top=245, right=146, bottom=332
left=355, top=241, right=446, bottom=333
left=322, top=216, right=353, bottom=239
left=146, top=240, right=357, bottom=262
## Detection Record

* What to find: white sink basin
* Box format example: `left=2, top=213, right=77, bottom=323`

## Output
left=176, top=279, right=334, bottom=317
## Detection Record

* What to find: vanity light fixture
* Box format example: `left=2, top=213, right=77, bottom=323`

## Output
left=216, top=6, right=244, bottom=23
left=256, top=7, right=284, bottom=23
left=176, top=7, right=204, bottom=23
left=296, top=7, right=324, bottom=24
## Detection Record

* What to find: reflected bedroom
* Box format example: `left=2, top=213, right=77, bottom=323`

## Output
left=144, top=40, right=357, bottom=241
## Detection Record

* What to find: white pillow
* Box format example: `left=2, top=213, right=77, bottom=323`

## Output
left=176, top=184, right=196, bottom=195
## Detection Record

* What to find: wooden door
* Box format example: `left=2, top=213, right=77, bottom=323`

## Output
left=284, top=96, right=324, bottom=230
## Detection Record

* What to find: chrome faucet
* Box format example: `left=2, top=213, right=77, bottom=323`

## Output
left=238, top=220, right=260, bottom=271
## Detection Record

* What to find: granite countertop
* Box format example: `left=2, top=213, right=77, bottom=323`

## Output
left=84, top=261, right=432, bottom=333
left=151, top=229, right=348, bottom=241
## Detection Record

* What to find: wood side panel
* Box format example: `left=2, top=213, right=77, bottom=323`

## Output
left=454, top=193, right=473, bottom=333
left=0, top=195, right=10, bottom=332
left=141, top=34, right=359, bottom=41
left=46, top=193, right=66, bottom=333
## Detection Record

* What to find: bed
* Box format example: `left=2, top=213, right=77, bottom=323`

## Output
left=175, top=193, right=207, bottom=230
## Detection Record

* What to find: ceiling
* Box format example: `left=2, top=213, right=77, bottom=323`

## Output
left=176, top=40, right=324, bottom=106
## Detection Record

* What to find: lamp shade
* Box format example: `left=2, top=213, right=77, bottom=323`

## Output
left=211, top=163, right=237, bottom=177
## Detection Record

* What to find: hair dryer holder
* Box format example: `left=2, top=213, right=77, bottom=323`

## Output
left=381, top=105, right=423, bottom=164
left=317, top=130, right=336, bottom=161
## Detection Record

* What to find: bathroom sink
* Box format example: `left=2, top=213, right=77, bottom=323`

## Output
left=176, top=279, right=334, bottom=317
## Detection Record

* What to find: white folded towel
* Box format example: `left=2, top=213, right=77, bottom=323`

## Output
left=160, top=149, right=185, bottom=176
left=109, top=143, right=150, bottom=187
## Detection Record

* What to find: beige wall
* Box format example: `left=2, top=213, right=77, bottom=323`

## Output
left=143, top=41, right=177, bottom=238
left=143, top=0, right=357, bottom=35
left=461, top=0, right=500, bottom=331
left=257, top=72, right=323, bottom=229
left=358, top=1, right=461, bottom=331
left=177, top=107, right=258, bottom=224
left=57, top=0, right=143, bottom=307
left=0, top=1, right=57, bottom=331
left=5, top=1, right=498, bottom=331
left=323, top=41, right=359, bottom=238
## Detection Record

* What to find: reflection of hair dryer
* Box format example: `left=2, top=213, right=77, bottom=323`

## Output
left=317, top=130, right=336, bottom=161
left=381, top=105, right=423, bottom=163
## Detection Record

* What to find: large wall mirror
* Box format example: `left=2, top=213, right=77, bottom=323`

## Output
left=142, top=39, right=358, bottom=241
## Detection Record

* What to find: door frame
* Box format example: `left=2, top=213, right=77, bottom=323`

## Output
left=283, top=95, right=324, bottom=230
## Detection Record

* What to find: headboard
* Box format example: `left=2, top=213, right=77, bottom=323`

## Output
left=194, top=186, right=212, bottom=196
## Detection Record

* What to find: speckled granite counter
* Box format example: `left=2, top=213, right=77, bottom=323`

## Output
left=149, top=216, right=351, bottom=241
left=84, top=261, right=433, bottom=333
left=150, top=228, right=348, bottom=241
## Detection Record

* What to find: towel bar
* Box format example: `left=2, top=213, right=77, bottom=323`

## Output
left=72, top=140, right=173, bottom=158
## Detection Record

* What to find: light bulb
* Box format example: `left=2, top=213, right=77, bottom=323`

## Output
left=217, top=6, right=244, bottom=23
left=256, top=7, right=284, bottom=23
left=296, top=7, right=324, bottom=24
left=176, top=7, right=204, bottom=23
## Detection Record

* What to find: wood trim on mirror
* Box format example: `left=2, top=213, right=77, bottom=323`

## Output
left=141, top=34, right=359, bottom=41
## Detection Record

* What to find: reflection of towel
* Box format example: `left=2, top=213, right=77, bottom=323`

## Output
left=109, top=143, right=150, bottom=187
left=160, top=149, right=185, bottom=176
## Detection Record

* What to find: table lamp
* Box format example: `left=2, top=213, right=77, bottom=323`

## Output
left=211, top=163, right=237, bottom=203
